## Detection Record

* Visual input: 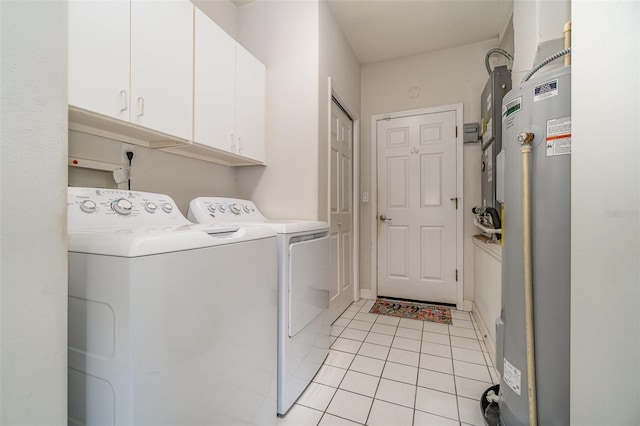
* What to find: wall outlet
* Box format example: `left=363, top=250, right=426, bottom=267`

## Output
left=362, top=192, right=369, bottom=203
left=121, top=144, right=135, bottom=165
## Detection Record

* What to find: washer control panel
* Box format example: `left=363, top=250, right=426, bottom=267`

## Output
left=68, top=187, right=189, bottom=228
left=188, top=197, right=266, bottom=223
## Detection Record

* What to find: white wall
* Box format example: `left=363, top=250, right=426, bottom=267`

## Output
left=359, top=39, right=498, bottom=302
left=69, top=131, right=238, bottom=215
left=318, top=0, right=361, bottom=221
left=236, top=1, right=321, bottom=220
left=571, top=1, right=640, bottom=423
left=512, top=0, right=570, bottom=84
left=0, top=2, right=68, bottom=423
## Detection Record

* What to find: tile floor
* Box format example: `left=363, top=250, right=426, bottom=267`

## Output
left=277, top=299, right=500, bottom=426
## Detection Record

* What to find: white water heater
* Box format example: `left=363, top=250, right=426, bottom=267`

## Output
left=496, top=66, right=571, bottom=425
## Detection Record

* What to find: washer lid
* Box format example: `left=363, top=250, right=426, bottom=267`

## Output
left=68, top=224, right=276, bottom=257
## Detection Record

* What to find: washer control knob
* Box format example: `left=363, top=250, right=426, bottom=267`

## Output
left=230, top=203, right=241, bottom=214
left=111, top=198, right=133, bottom=215
left=161, top=203, right=173, bottom=213
left=218, top=204, right=227, bottom=213
left=145, top=202, right=158, bottom=213
left=243, top=204, right=251, bottom=213
left=208, top=204, right=217, bottom=213
left=80, top=200, right=97, bottom=213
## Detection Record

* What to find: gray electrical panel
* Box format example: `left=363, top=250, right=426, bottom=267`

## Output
left=480, top=65, right=511, bottom=210
left=498, top=66, right=571, bottom=426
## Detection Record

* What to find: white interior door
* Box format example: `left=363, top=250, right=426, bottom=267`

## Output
left=329, top=99, right=354, bottom=323
left=376, top=110, right=458, bottom=304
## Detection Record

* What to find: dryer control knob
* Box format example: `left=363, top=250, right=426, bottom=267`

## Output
left=145, top=202, right=158, bottom=213
left=111, top=198, right=133, bottom=215
left=80, top=200, right=97, bottom=213
left=207, top=204, right=217, bottom=213
left=218, top=204, right=227, bottom=213
left=243, top=204, right=251, bottom=213
left=161, top=203, right=174, bottom=213
left=230, top=203, right=241, bottom=214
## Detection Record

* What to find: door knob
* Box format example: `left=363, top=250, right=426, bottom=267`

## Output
left=379, top=214, right=392, bottom=222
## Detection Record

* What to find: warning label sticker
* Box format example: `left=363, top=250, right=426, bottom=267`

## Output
left=534, top=79, right=558, bottom=102
left=503, top=357, right=522, bottom=396
left=546, top=116, right=571, bottom=157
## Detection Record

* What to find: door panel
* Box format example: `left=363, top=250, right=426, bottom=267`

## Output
left=329, top=100, right=354, bottom=323
left=377, top=110, right=458, bottom=304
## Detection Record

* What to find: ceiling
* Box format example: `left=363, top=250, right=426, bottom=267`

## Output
left=326, top=0, right=513, bottom=65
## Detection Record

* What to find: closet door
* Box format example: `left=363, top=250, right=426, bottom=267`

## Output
left=235, top=43, right=266, bottom=163
left=68, top=0, right=130, bottom=121
left=131, top=0, right=194, bottom=140
left=193, top=8, right=236, bottom=152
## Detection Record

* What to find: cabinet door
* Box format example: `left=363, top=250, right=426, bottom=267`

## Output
left=131, top=0, right=194, bottom=140
left=68, top=0, right=130, bottom=121
left=193, top=8, right=236, bottom=152
left=235, top=43, right=266, bottom=163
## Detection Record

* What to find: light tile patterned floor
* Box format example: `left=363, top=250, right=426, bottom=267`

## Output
left=277, top=299, right=499, bottom=426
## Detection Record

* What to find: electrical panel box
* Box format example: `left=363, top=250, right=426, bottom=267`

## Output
left=480, top=65, right=512, bottom=209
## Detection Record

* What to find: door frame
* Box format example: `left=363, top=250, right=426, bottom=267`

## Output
left=370, top=104, right=464, bottom=310
left=327, top=77, right=361, bottom=304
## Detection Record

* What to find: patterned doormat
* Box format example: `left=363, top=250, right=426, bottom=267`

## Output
left=369, top=298, right=452, bottom=324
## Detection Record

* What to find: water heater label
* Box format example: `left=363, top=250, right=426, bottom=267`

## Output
left=503, top=96, right=522, bottom=118
left=503, top=357, right=522, bottom=395
left=534, top=79, right=558, bottom=102
left=546, top=116, right=572, bottom=156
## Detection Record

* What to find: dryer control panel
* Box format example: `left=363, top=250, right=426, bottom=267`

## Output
left=68, top=187, right=189, bottom=228
left=188, top=197, right=267, bottom=223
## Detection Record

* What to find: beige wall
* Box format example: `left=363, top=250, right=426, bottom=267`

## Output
left=318, top=0, right=361, bottom=222
left=236, top=0, right=320, bottom=220
left=571, top=1, right=640, bottom=423
left=69, top=131, right=237, bottom=216
left=1, top=2, right=68, bottom=423
left=359, top=39, right=498, bottom=302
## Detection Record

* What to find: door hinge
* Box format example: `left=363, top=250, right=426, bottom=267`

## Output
left=455, top=269, right=459, bottom=282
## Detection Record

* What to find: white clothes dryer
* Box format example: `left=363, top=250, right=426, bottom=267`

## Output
left=188, top=197, right=329, bottom=415
left=67, top=187, right=278, bottom=426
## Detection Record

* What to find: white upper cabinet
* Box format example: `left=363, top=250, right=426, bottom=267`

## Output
left=193, top=8, right=236, bottom=153
left=194, top=10, right=266, bottom=164
left=235, top=43, right=266, bottom=163
left=68, top=0, right=130, bottom=122
left=69, top=1, right=266, bottom=165
left=131, top=0, right=194, bottom=141
left=69, top=0, right=194, bottom=142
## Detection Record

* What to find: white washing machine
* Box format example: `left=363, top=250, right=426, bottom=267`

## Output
left=67, top=187, right=278, bottom=426
left=188, top=197, right=329, bottom=415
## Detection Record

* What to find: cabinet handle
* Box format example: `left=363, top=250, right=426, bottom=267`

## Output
left=230, top=134, right=236, bottom=153
left=238, top=137, right=244, bottom=154
left=120, top=90, right=128, bottom=112
left=137, top=97, right=145, bottom=117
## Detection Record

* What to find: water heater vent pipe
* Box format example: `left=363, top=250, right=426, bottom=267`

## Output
left=518, top=131, right=538, bottom=426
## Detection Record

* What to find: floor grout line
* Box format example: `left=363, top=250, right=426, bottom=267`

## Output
left=301, top=300, right=491, bottom=425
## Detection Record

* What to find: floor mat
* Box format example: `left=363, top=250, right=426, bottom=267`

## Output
left=369, top=298, right=452, bottom=324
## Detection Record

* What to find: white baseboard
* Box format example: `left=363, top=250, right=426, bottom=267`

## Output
left=472, top=302, right=496, bottom=366
left=359, top=289, right=375, bottom=300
